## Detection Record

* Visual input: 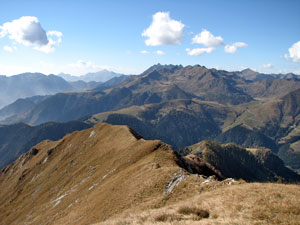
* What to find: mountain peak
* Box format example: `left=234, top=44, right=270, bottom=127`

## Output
left=241, top=68, right=257, bottom=74
left=142, top=64, right=183, bottom=75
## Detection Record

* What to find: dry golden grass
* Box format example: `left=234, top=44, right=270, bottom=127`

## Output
left=99, top=182, right=300, bottom=225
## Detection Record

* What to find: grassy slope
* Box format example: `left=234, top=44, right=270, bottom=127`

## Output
left=0, top=123, right=187, bottom=225
left=99, top=182, right=300, bottom=225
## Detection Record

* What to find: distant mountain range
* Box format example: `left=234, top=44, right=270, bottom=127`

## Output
left=236, top=68, right=298, bottom=81
left=58, top=70, right=124, bottom=82
left=3, top=64, right=299, bottom=125
left=0, top=72, right=104, bottom=109
left=0, top=72, right=130, bottom=120
left=0, top=73, right=72, bottom=109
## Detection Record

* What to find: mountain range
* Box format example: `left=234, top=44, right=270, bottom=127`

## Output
left=0, top=72, right=103, bottom=110
left=1, top=64, right=300, bottom=172
left=0, top=72, right=130, bottom=121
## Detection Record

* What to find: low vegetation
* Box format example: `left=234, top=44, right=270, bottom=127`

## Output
left=100, top=182, right=300, bottom=225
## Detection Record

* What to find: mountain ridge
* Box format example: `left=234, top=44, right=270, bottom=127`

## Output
left=0, top=122, right=298, bottom=224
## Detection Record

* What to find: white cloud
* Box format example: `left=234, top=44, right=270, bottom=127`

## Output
left=284, top=41, right=300, bottom=62
left=142, top=11, right=184, bottom=46
left=186, top=29, right=224, bottom=56
left=140, top=50, right=149, bottom=54
left=156, top=50, right=165, bottom=55
left=224, top=42, right=247, bottom=54
left=34, top=30, right=62, bottom=53
left=0, top=16, right=62, bottom=53
left=3, top=45, right=17, bottom=52
left=192, top=29, right=224, bottom=48
left=263, top=63, right=273, bottom=68
left=186, top=47, right=214, bottom=56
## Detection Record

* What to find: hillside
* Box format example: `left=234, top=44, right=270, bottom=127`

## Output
left=87, top=99, right=237, bottom=149
left=100, top=182, right=300, bottom=225
left=0, top=121, right=91, bottom=169
left=240, top=78, right=300, bottom=99
left=215, top=125, right=279, bottom=152
left=233, top=88, right=300, bottom=139
left=0, top=123, right=192, bottom=225
left=182, top=140, right=300, bottom=182
left=0, top=95, right=50, bottom=121
left=0, top=123, right=299, bottom=225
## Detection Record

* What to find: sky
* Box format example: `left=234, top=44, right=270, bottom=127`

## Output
left=0, top=0, right=299, bottom=76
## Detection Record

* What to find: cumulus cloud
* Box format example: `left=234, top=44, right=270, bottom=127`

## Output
left=142, top=11, right=184, bottom=46
left=0, top=16, right=62, bottom=53
left=186, top=29, right=224, bottom=56
left=224, top=42, right=247, bottom=54
left=192, top=29, right=224, bottom=48
left=156, top=50, right=165, bottom=55
left=3, top=45, right=17, bottom=52
left=140, top=50, right=149, bottom=54
left=263, top=63, right=273, bottom=68
left=284, top=41, right=300, bottom=62
left=186, top=47, right=214, bottom=56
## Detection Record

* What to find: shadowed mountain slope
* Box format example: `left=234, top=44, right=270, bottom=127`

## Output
left=0, top=121, right=91, bottom=169
left=215, top=125, right=279, bottom=152
left=87, top=99, right=238, bottom=149
left=240, top=78, right=300, bottom=99
left=182, top=140, right=300, bottom=182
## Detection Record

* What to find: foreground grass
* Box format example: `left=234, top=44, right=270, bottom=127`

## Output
left=99, top=182, right=300, bottom=225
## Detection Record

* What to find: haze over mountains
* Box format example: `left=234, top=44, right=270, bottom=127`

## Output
left=0, top=70, right=125, bottom=110
left=58, top=70, right=124, bottom=82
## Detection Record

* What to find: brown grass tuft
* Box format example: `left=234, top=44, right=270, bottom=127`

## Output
left=154, top=213, right=181, bottom=222
left=178, top=206, right=209, bottom=220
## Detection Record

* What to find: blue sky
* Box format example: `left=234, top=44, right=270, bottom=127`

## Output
left=0, top=0, right=299, bottom=76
